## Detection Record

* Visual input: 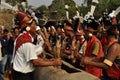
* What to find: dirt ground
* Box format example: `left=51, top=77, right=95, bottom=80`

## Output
left=4, top=77, right=9, bottom=80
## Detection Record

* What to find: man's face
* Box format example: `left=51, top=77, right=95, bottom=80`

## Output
left=83, top=27, right=93, bottom=40
left=57, top=27, right=62, bottom=35
left=3, top=32, right=9, bottom=39
left=104, top=25, right=111, bottom=31
left=29, top=21, right=37, bottom=36
left=49, top=27, right=56, bottom=36
left=64, top=29, right=74, bottom=37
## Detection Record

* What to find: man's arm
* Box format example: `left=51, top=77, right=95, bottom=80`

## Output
left=80, top=43, right=119, bottom=69
left=31, top=58, right=61, bottom=67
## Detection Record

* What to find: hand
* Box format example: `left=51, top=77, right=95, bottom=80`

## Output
left=74, top=51, right=79, bottom=58
left=43, top=40, right=49, bottom=48
left=53, top=58, right=62, bottom=66
left=74, top=51, right=82, bottom=60
left=64, top=49, right=71, bottom=55
left=49, top=58, right=56, bottom=61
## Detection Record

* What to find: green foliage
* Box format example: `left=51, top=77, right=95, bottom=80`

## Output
left=4, top=0, right=120, bottom=24
left=107, top=0, right=120, bottom=11
left=37, top=5, right=48, bottom=12
left=94, top=0, right=120, bottom=19
left=6, top=0, right=28, bottom=6
left=87, top=0, right=91, bottom=6
left=48, top=0, right=77, bottom=20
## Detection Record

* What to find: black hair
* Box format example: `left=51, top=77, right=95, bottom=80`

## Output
left=64, top=20, right=73, bottom=28
left=57, top=22, right=64, bottom=29
left=85, top=18, right=99, bottom=30
left=106, top=25, right=118, bottom=36
left=3, top=29, right=9, bottom=33
left=72, top=18, right=80, bottom=32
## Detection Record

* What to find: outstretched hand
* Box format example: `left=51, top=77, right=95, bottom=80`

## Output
left=53, top=58, right=62, bottom=66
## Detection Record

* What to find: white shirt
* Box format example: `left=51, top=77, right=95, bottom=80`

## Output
left=35, top=35, right=44, bottom=55
left=13, top=43, right=38, bottom=73
left=12, top=32, right=38, bottom=73
left=36, top=34, right=44, bottom=47
left=35, top=44, right=43, bottom=55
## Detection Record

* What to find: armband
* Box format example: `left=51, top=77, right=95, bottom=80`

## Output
left=103, top=59, right=113, bottom=66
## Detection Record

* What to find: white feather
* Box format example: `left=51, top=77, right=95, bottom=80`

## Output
left=109, top=10, right=116, bottom=18
left=114, top=6, right=120, bottom=16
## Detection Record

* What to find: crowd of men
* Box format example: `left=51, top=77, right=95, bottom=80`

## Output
left=0, top=10, right=120, bottom=80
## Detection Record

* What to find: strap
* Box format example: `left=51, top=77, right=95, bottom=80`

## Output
left=107, top=40, right=117, bottom=50
left=14, top=32, right=32, bottom=56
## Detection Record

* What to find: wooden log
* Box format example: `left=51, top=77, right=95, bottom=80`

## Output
left=33, top=53, right=100, bottom=80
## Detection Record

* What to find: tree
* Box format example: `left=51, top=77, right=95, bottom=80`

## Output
left=47, top=0, right=78, bottom=21
left=94, top=0, right=120, bottom=19
left=6, top=0, right=28, bottom=6
left=37, top=5, right=48, bottom=12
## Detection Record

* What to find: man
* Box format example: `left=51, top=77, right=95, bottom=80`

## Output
left=74, top=18, right=104, bottom=78
left=100, top=12, right=113, bottom=51
left=0, top=29, right=14, bottom=78
left=81, top=25, right=120, bottom=80
left=12, top=11, right=61, bottom=80
left=62, top=20, right=75, bottom=62
left=11, top=27, right=20, bottom=41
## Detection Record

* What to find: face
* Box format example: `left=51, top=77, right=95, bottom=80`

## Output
left=49, top=27, right=56, bottom=36
left=75, top=34, right=81, bottom=40
left=3, top=32, right=10, bottom=40
left=104, top=25, right=111, bottom=31
left=29, top=21, right=37, bottom=36
left=84, top=28, right=93, bottom=40
left=14, top=28, right=19, bottom=35
left=57, top=27, right=62, bottom=35
left=64, top=28, right=74, bottom=37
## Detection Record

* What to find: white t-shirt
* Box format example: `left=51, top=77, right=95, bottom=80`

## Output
left=79, top=40, right=87, bottom=55
left=13, top=42, right=38, bottom=73
left=36, top=34, right=44, bottom=47
left=35, top=44, right=43, bottom=55
left=35, top=35, right=44, bottom=55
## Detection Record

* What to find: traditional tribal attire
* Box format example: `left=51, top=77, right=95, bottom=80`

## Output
left=85, top=36, right=103, bottom=78
left=12, top=32, right=37, bottom=80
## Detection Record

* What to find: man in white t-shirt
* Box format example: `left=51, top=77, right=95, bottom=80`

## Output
left=12, top=11, right=61, bottom=80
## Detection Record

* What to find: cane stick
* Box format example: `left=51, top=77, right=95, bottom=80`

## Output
left=37, top=29, right=47, bottom=58
left=43, top=27, right=52, bottom=52
left=70, top=37, right=76, bottom=63
left=53, top=38, right=61, bottom=68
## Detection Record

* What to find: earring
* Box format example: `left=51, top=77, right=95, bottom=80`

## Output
left=88, top=33, right=93, bottom=37
left=80, top=35, right=84, bottom=39
left=26, top=26, right=30, bottom=31
left=48, top=27, right=50, bottom=32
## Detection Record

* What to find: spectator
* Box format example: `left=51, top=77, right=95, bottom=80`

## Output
left=0, top=29, right=14, bottom=78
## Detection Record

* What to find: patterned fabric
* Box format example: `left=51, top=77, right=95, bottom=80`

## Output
left=85, top=36, right=103, bottom=78
left=14, top=32, right=32, bottom=55
left=106, top=40, right=120, bottom=80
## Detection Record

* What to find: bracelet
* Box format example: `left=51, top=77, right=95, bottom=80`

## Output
left=103, top=59, right=113, bottom=66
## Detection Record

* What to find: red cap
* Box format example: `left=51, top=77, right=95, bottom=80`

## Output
left=16, top=11, right=33, bottom=29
